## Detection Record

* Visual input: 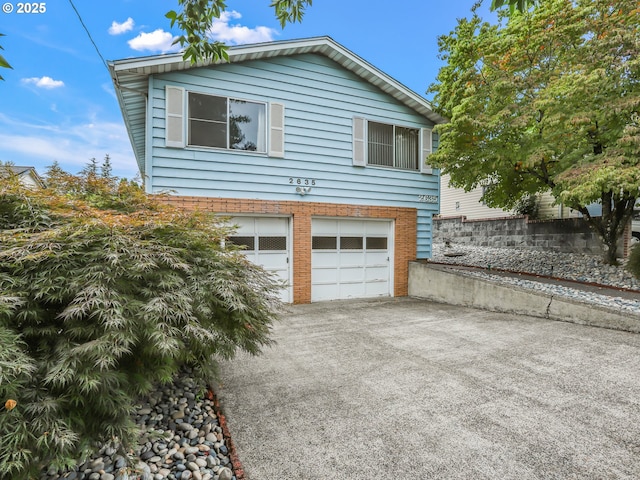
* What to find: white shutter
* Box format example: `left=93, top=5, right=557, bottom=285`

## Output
left=353, top=117, right=366, bottom=167
left=165, top=86, right=185, bottom=148
left=269, top=102, right=285, bottom=158
left=420, top=127, right=433, bottom=174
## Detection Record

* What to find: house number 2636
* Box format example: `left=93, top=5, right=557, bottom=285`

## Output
left=289, top=177, right=316, bottom=186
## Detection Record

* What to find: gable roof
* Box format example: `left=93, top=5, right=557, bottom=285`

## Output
left=108, top=36, right=446, bottom=175
left=0, top=165, right=45, bottom=187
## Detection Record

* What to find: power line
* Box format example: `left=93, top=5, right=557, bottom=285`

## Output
left=67, top=0, right=109, bottom=72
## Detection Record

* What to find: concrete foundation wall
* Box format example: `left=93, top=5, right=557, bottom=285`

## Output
left=408, top=262, right=640, bottom=333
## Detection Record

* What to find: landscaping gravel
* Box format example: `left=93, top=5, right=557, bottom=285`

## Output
left=431, top=243, right=640, bottom=314
left=41, top=370, right=236, bottom=480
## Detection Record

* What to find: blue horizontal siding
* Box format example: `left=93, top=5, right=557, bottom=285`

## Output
left=149, top=52, right=439, bottom=258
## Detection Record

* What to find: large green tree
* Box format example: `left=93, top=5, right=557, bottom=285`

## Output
left=429, top=0, right=640, bottom=264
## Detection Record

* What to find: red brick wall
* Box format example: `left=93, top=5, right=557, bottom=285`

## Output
left=161, top=196, right=417, bottom=304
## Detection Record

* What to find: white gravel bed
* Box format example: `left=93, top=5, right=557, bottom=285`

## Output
left=431, top=244, right=640, bottom=315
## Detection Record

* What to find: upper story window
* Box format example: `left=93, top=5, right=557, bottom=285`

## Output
left=367, top=121, right=420, bottom=171
left=188, top=92, right=266, bottom=153
left=353, top=116, right=431, bottom=173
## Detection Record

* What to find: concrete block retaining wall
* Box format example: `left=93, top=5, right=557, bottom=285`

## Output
left=433, top=215, right=619, bottom=255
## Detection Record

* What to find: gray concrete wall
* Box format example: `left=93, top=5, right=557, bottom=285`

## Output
left=408, top=262, right=640, bottom=333
left=433, top=215, right=606, bottom=254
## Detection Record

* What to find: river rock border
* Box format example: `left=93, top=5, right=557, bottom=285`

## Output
left=41, top=369, right=244, bottom=480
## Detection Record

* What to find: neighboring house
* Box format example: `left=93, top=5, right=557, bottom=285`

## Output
left=109, top=37, right=445, bottom=304
left=439, top=173, right=598, bottom=220
left=0, top=165, right=45, bottom=189
left=439, top=174, right=639, bottom=249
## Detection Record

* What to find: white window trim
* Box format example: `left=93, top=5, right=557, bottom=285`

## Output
left=365, top=120, right=422, bottom=172
left=186, top=90, right=269, bottom=154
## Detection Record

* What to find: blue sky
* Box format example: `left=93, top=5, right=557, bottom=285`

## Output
left=0, top=0, right=493, bottom=179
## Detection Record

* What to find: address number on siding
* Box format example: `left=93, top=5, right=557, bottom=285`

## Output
left=289, top=177, right=316, bottom=186
left=418, top=194, right=438, bottom=204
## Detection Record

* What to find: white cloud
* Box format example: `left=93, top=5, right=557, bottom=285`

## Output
left=109, top=17, right=135, bottom=35
left=21, top=76, right=65, bottom=89
left=128, top=29, right=179, bottom=53
left=208, top=10, right=277, bottom=45
left=0, top=114, right=138, bottom=178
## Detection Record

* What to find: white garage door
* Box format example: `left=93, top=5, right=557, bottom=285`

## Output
left=228, top=217, right=292, bottom=303
left=312, top=218, right=392, bottom=302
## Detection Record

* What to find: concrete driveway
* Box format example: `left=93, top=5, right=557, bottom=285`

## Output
left=216, top=298, right=640, bottom=479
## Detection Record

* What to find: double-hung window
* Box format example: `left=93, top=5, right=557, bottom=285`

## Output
left=367, top=121, right=420, bottom=171
left=188, top=92, right=267, bottom=152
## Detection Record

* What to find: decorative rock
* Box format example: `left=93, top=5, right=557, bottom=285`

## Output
left=140, top=450, right=155, bottom=461
left=177, top=422, right=193, bottom=432
left=39, top=368, right=235, bottom=480
left=217, top=467, right=233, bottom=480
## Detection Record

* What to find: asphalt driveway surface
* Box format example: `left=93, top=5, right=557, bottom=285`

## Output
left=216, top=298, right=640, bottom=479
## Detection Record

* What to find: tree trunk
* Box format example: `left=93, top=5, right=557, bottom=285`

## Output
left=572, top=193, right=636, bottom=266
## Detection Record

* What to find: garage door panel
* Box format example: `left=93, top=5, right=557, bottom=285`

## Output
left=365, top=282, right=389, bottom=296
left=339, top=283, right=366, bottom=299
left=339, top=267, right=365, bottom=283
left=312, top=219, right=339, bottom=235
left=313, top=267, right=338, bottom=284
left=365, top=251, right=388, bottom=263
left=255, top=217, right=288, bottom=233
left=365, top=266, right=389, bottom=282
left=313, top=284, right=339, bottom=302
left=312, top=251, right=339, bottom=268
left=339, top=252, right=365, bottom=264
left=365, top=223, right=389, bottom=235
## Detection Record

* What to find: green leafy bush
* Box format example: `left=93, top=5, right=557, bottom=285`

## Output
left=626, top=243, right=640, bottom=280
left=0, top=161, right=281, bottom=478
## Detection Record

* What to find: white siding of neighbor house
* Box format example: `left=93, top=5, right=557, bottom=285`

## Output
left=439, top=174, right=515, bottom=219
left=439, top=174, right=587, bottom=220
left=148, top=53, right=439, bottom=258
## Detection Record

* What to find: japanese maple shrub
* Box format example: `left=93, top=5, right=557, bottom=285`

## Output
left=0, top=160, right=281, bottom=478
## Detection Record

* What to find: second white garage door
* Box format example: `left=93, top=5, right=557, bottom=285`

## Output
left=311, top=218, right=393, bottom=302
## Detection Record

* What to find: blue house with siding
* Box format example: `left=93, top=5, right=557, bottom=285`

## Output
left=109, top=36, right=444, bottom=303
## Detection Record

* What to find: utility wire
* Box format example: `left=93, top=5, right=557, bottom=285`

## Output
left=67, top=0, right=110, bottom=72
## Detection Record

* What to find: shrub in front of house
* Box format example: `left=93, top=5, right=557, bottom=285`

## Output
left=0, top=161, right=280, bottom=478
